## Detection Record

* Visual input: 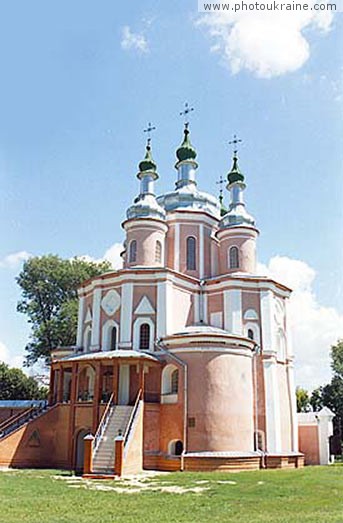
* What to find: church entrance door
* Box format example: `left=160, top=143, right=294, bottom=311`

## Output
left=118, top=364, right=130, bottom=405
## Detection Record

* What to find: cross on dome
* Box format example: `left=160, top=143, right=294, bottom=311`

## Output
left=179, top=102, right=194, bottom=129
left=143, top=122, right=156, bottom=146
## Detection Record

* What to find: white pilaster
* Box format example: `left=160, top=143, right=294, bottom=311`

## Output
left=223, top=289, right=242, bottom=334
left=90, top=288, right=102, bottom=350
left=285, top=299, right=293, bottom=358
left=157, top=281, right=167, bottom=338
left=287, top=362, right=298, bottom=452
left=174, top=223, right=180, bottom=272
left=317, top=408, right=335, bottom=465
left=261, top=290, right=274, bottom=353
left=199, top=224, right=204, bottom=278
left=120, top=283, right=133, bottom=349
left=76, top=296, right=85, bottom=347
left=194, top=293, right=200, bottom=324
left=263, top=358, right=282, bottom=453
left=165, top=281, right=174, bottom=334
left=202, top=291, right=208, bottom=324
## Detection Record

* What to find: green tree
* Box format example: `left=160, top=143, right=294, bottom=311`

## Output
left=312, top=340, right=343, bottom=439
left=0, top=362, right=47, bottom=400
left=17, top=255, right=111, bottom=365
left=310, top=386, right=324, bottom=412
left=296, top=386, right=311, bottom=412
left=330, top=339, right=343, bottom=378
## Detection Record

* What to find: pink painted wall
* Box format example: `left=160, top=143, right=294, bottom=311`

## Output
left=181, top=351, right=254, bottom=452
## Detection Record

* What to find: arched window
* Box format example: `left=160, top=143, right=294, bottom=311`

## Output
left=171, top=369, right=179, bottom=394
left=229, top=246, right=239, bottom=270
left=161, top=364, right=179, bottom=403
left=129, top=240, right=137, bottom=263
left=155, top=240, right=162, bottom=263
left=110, top=326, right=117, bottom=351
left=247, top=328, right=254, bottom=340
left=168, top=440, right=183, bottom=456
left=186, top=236, right=196, bottom=270
left=139, top=323, right=150, bottom=351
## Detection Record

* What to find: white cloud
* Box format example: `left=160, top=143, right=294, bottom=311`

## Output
left=197, top=9, right=333, bottom=78
left=258, top=256, right=343, bottom=390
left=102, top=243, right=123, bottom=269
left=78, top=242, right=123, bottom=270
left=0, top=250, right=31, bottom=269
left=120, top=26, right=149, bottom=54
left=0, top=341, right=23, bottom=369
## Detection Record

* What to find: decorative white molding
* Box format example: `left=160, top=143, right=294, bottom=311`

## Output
left=134, top=296, right=155, bottom=315
left=83, top=325, right=92, bottom=352
left=102, top=319, right=119, bottom=351
left=224, top=289, right=242, bottom=335
left=76, top=297, right=85, bottom=346
left=263, top=359, right=282, bottom=453
left=90, top=288, right=102, bottom=349
left=174, top=223, right=180, bottom=272
left=260, top=290, right=274, bottom=353
left=193, top=293, right=200, bottom=324
left=210, top=312, right=223, bottom=329
left=84, top=307, right=92, bottom=324
left=202, top=291, right=208, bottom=324
left=287, top=363, right=298, bottom=452
left=244, top=322, right=260, bottom=344
left=120, top=283, right=133, bottom=346
left=157, top=282, right=167, bottom=338
left=199, top=223, right=204, bottom=278
left=133, top=316, right=155, bottom=352
left=79, top=268, right=290, bottom=299
left=101, top=289, right=121, bottom=316
left=244, top=308, right=258, bottom=321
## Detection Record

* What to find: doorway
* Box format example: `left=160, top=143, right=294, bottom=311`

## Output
left=75, top=428, right=90, bottom=474
left=118, top=364, right=130, bottom=405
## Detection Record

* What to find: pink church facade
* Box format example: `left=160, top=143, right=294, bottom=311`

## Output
left=0, top=125, right=303, bottom=473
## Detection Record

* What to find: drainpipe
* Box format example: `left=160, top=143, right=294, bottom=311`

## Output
left=155, top=339, right=188, bottom=464
left=253, top=343, right=266, bottom=468
left=199, top=279, right=206, bottom=324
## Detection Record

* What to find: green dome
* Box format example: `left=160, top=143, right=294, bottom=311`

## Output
left=227, top=155, right=244, bottom=185
left=176, top=128, right=197, bottom=162
left=139, top=145, right=157, bottom=173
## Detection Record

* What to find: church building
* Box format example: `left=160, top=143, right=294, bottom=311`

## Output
left=0, top=121, right=303, bottom=474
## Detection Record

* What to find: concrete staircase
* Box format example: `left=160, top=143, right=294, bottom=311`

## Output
left=92, top=405, right=134, bottom=474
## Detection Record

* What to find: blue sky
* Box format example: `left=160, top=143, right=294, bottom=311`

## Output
left=0, top=0, right=342, bottom=388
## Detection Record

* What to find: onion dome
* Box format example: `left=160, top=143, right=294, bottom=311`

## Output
left=227, top=153, right=244, bottom=185
left=176, top=125, right=197, bottom=163
left=138, top=144, right=157, bottom=174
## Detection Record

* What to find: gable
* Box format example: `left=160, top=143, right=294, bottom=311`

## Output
left=134, top=296, right=155, bottom=315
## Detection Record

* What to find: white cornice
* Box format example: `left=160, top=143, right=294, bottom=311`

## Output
left=78, top=267, right=290, bottom=299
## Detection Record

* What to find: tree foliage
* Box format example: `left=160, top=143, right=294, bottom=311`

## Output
left=296, top=387, right=311, bottom=413
left=308, top=340, right=343, bottom=439
left=17, top=255, right=110, bottom=365
left=0, top=362, right=47, bottom=400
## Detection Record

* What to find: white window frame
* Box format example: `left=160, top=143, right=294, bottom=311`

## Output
left=133, top=317, right=155, bottom=352
left=102, top=319, right=119, bottom=351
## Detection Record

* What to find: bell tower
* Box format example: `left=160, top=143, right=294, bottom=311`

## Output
left=216, top=136, right=259, bottom=275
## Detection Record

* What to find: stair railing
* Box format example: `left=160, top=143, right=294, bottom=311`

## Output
left=124, top=389, right=142, bottom=447
left=0, top=404, right=48, bottom=439
left=93, top=392, right=114, bottom=454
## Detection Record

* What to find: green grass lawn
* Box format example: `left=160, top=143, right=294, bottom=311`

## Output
left=0, top=466, right=342, bottom=523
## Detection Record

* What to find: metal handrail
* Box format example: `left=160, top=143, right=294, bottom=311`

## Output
left=93, top=392, right=114, bottom=454
left=0, top=411, right=28, bottom=432
left=124, top=389, right=142, bottom=447
left=0, top=404, right=48, bottom=439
